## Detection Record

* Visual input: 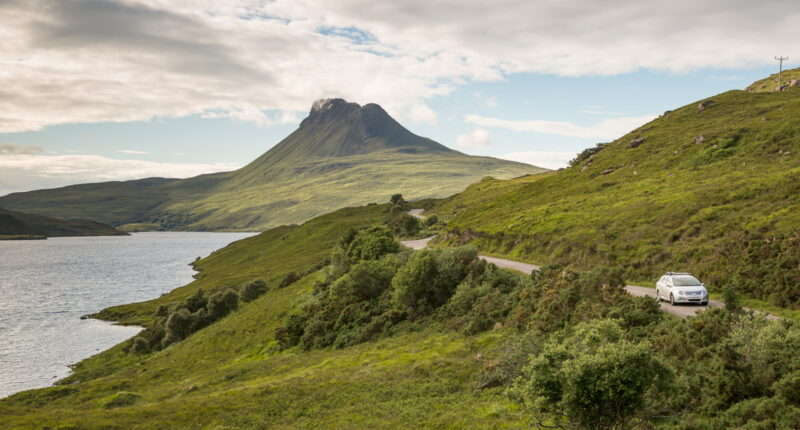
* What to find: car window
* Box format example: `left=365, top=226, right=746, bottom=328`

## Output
left=673, top=275, right=702, bottom=286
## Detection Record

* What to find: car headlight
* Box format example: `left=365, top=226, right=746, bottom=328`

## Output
left=677, top=291, right=686, bottom=296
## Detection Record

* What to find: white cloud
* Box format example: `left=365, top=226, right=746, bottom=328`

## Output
left=119, top=149, right=149, bottom=154
left=0, top=152, right=239, bottom=195
left=0, top=0, right=796, bottom=133
left=407, top=103, right=438, bottom=125
left=455, top=128, right=492, bottom=149
left=498, top=151, right=577, bottom=170
left=465, top=114, right=657, bottom=140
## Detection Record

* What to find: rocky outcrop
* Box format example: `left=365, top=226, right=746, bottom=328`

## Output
left=629, top=137, right=645, bottom=148
left=698, top=100, right=714, bottom=111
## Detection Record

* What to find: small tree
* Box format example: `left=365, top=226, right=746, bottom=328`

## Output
left=392, top=250, right=440, bottom=316
left=723, top=286, right=742, bottom=313
left=208, top=289, right=239, bottom=320
left=390, top=194, right=404, bottom=205
left=241, top=280, right=268, bottom=302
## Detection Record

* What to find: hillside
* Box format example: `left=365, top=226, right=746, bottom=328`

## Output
left=3, top=202, right=797, bottom=428
left=429, top=71, right=800, bottom=306
left=0, top=208, right=128, bottom=239
left=0, top=99, right=543, bottom=231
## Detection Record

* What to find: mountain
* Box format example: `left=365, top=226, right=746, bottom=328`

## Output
left=0, top=99, right=544, bottom=231
left=0, top=208, right=128, bottom=239
left=429, top=69, right=800, bottom=306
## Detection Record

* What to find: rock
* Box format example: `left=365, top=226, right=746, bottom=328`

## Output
left=776, top=84, right=789, bottom=92
left=629, top=136, right=645, bottom=148
left=698, top=100, right=714, bottom=111
left=695, top=135, right=705, bottom=144
left=633, top=171, right=638, bottom=175
left=791, top=79, right=800, bottom=87
left=662, top=110, right=672, bottom=117
left=602, top=168, right=615, bottom=175
left=476, top=353, right=484, bottom=359
left=493, top=322, right=503, bottom=330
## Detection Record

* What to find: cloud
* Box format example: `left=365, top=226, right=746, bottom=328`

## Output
left=0, top=144, right=43, bottom=156
left=455, top=128, right=492, bottom=149
left=0, top=152, right=239, bottom=196
left=119, top=149, right=149, bottom=154
left=465, top=114, right=657, bottom=140
left=0, top=0, right=796, bottom=133
left=498, top=151, right=577, bottom=170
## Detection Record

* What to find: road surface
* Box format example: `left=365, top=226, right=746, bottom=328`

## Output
left=401, top=230, right=734, bottom=319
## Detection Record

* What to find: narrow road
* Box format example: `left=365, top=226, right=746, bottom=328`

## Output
left=403, top=209, right=735, bottom=319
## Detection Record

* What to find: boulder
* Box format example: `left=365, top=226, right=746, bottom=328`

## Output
left=629, top=136, right=645, bottom=148
left=602, top=168, right=615, bottom=175
left=698, top=100, right=714, bottom=111
left=695, top=135, right=705, bottom=144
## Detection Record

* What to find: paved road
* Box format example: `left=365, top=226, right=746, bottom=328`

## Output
left=401, top=220, right=737, bottom=319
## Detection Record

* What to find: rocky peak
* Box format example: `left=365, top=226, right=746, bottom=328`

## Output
left=301, top=98, right=362, bottom=127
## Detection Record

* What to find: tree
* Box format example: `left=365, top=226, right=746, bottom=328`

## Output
left=510, top=319, right=670, bottom=430
left=390, top=194, right=404, bottom=205
left=392, top=250, right=440, bottom=316
left=241, top=280, right=268, bottom=302
left=347, top=225, right=400, bottom=261
left=208, top=289, right=239, bottom=320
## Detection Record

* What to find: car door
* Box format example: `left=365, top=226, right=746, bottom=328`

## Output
left=665, top=277, right=674, bottom=300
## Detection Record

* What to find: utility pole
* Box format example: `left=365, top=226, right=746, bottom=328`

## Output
left=775, top=56, right=789, bottom=87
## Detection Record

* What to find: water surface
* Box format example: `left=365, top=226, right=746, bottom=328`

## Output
left=0, top=232, right=255, bottom=398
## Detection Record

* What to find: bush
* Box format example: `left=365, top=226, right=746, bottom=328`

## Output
left=424, top=215, right=439, bottom=227
left=279, top=272, right=301, bottom=288
left=346, top=225, right=400, bottom=261
left=392, top=250, right=440, bottom=316
left=131, top=336, right=150, bottom=354
left=510, top=319, right=671, bottom=430
left=208, top=289, right=239, bottom=320
left=185, top=289, right=207, bottom=312
left=240, top=280, right=268, bottom=302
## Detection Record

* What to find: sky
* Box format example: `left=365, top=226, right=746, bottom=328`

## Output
left=0, top=0, right=797, bottom=196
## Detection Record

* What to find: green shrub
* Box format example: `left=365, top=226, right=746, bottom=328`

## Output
left=240, top=280, right=268, bottom=302
left=279, top=271, right=301, bottom=288
left=392, top=250, right=440, bottom=316
left=208, top=290, right=239, bottom=320
left=509, top=320, right=670, bottom=430
left=346, top=225, right=400, bottom=261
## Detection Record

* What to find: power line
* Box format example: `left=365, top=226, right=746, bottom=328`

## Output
left=775, top=56, right=789, bottom=88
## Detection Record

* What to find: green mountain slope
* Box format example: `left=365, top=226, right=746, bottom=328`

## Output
left=0, top=208, right=128, bottom=239
left=430, top=72, right=800, bottom=305
left=0, top=99, right=543, bottom=231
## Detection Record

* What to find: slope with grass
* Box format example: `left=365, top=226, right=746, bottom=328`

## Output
left=428, top=72, right=800, bottom=306
left=0, top=203, right=529, bottom=429
left=0, top=208, right=128, bottom=239
left=0, top=99, right=543, bottom=232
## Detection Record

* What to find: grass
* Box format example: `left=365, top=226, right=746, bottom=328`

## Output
left=428, top=81, right=800, bottom=308
left=0, top=202, right=531, bottom=429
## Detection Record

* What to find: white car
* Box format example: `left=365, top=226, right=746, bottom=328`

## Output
left=655, top=272, right=709, bottom=306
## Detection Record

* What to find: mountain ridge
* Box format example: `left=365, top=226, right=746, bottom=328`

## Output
left=0, top=99, right=544, bottom=231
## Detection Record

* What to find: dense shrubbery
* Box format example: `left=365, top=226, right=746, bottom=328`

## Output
left=732, top=232, right=800, bottom=307
left=456, top=264, right=800, bottom=429
left=128, top=279, right=270, bottom=353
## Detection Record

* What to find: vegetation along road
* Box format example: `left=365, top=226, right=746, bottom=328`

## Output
left=405, top=209, right=735, bottom=319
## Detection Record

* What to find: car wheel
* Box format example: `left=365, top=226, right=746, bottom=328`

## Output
left=669, top=293, right=675, bottom=305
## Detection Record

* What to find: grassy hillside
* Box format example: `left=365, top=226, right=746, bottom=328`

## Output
left=429, top=77, right=800, bottom=306
left=0, top=203, right=528, bottom=429
left=0, top=99, right=543, bottom=232
left=0, top=208, right=127, bottom=238
left=5, top=198, right=798, bottom=429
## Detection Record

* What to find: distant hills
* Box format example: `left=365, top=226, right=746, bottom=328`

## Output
left=0, top=208, right=127, bottom=239
left=0, top=98, right=543, bottom=231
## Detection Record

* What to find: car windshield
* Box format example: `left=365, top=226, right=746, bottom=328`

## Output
left=673, top=276, right=702, bottom=286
